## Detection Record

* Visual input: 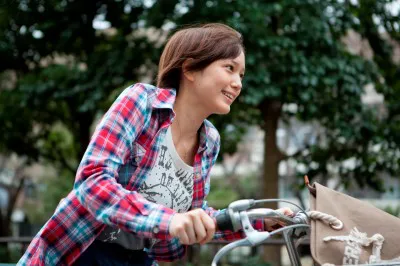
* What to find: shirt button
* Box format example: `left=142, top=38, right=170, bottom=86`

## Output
left=153, top=226, right=160, bottom=234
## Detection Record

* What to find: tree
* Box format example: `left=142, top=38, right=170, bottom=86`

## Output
left=350, top=0, right=400, bottom=179
left=0, top=0, right=159, bottom=168
left=0, top=1, right=156, bottom=261
left=143, top=0, right=399, bottom=264
left=0, top=154, right=27, bottom=262
left=1, top=0, right=400, bottom=265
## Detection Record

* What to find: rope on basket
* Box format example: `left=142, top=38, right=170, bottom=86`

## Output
left=307, top=210, right=344, bottom=230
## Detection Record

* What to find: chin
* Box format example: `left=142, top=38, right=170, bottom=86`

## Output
left=215, top=106, right=231, bottom=115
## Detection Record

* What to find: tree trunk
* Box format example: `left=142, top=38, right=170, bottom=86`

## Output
left=260, top=99, right=283, bottom=266
left=0, top=175, right=26, bottom=262
left=0, top=210, right=11, bottom=262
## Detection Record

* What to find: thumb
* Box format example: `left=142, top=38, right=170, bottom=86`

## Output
left=277, top=207, right=294, bottom=217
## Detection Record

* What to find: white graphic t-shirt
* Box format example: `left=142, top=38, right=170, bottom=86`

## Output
left=97, top=126, right=194, bottom=249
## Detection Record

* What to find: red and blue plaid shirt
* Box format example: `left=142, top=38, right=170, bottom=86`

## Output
left=18, top=83, right=264, bottom=265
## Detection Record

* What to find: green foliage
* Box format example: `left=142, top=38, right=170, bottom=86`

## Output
left=1, top=2, right=398, bottom=264
left=0, top=0, right=399, bottom=196
left=244, top=256, right=272, bottom=266
left=207, top=177, right=240, bottom=209
left=0, top=0, right=159, bottom=169
left=24, top=169, right=74, bottom=224
left=383, top=205, right=400, bottom=217
left=40, top=170, right=74, bottom=220
left=144, top=0, right=400, bottom=192
left=0, top=245, right=8, bottom=262
left=209, top=103, right=261, bottom=160
left=238, top=174, right=261, bottom=199
left=290, top=0, right=400, bottom=190
left=207, top=174, right=260, bottom=209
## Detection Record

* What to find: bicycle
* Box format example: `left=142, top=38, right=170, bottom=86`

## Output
left=213, top=197, right=400, bottom=266
left=213, top=198, right=310, bottom=266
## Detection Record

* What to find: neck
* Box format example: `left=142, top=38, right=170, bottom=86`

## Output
left=172, top=88, right=208, bottom=138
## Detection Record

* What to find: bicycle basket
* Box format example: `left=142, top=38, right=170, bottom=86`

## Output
left=308, top=182, right=400, bottom=266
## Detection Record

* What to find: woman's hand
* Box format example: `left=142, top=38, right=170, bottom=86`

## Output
left=264, top=207, right=294, bottom=231
left=169, top=209, right=216, bottom=245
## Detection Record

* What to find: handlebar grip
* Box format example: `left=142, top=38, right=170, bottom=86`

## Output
left=215, top=210, right=235, bottom=231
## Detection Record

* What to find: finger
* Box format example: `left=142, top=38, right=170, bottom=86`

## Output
left=178, top=228, right=190, bottom=245
left=264, top=218, right=282, bottom=231
left=277, top=221, right=286, bottom=226
left=172, top=214, right=191, bottom=245
left=264, top=218, right=277, bottom=227
left=278, top=207, right=294, bottom=216
left=192, top=214, right=207, bottom=243
left=271, top=223, right=283, bottom=230
left=185, top=218, right=196, bottom=245
left=199, top=213, right=215, bottom=244
left=264, top=222, right=274, bottom=232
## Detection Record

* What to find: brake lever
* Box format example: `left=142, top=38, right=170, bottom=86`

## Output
left=240, top=210, right=272, bottom=245
left=246, top=208, right=297, bottom=225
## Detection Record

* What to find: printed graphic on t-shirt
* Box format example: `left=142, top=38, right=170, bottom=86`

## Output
left=138, top=144, right=193, bottom=213
left=97, top=127, right=193, bottom=248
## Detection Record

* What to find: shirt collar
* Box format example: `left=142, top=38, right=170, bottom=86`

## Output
left=198, top=123, right=208, bottom=152
left=151, top=87, right=176, bottom=109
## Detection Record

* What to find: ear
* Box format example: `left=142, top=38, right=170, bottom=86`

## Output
left=182, top=58, right=195, bottom=82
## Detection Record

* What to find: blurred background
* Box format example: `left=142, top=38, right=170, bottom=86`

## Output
left=0, top=0, right=400, bottom=265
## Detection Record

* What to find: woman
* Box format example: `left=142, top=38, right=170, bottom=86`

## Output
left=19, top=23, right=292, bottom=266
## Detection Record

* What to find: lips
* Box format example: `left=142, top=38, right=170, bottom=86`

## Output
left=222, top=91, right=234, bottom=100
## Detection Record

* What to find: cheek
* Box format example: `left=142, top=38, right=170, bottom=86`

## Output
left=211, top=71, right=229, bottom=86
left=197, top=68, right=229, bottom=93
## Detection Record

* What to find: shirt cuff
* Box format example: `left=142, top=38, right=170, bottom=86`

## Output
left=152, top=207, right=176, bottom=240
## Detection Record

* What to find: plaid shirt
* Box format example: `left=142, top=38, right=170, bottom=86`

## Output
left=18, top=83, right=264, bottom=265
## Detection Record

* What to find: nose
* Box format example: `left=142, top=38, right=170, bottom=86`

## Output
left=231, top=77, right=242, bottom=91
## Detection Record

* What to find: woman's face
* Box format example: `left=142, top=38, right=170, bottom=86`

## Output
left=191, top=51, right=245, bottom=115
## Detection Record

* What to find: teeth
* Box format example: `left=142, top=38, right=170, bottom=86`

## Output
left=223, top=92, right=233, bottom=99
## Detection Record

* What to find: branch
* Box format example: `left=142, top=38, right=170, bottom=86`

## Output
left=7, top=176, right=25, bottom=221
left=277, top=149, right=288, bottom=163
left=5, top=157, right=28, bottom=219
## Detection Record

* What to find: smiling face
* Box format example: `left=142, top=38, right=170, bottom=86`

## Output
left=190, top=51, right=245, bottom=115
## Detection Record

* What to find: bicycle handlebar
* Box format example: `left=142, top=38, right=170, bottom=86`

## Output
left=215, top=207, right=308, bottom=231
left=212, top=199, right=310, bottom=266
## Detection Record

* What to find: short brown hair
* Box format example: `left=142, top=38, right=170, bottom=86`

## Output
left=157, top=23, right=244, bottom=90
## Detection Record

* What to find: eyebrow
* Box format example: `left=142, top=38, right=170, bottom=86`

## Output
left=230, top=59, right=246, bottom=73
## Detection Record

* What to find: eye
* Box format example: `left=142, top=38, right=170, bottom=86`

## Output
left=225, top=64, right=234, bottom=71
